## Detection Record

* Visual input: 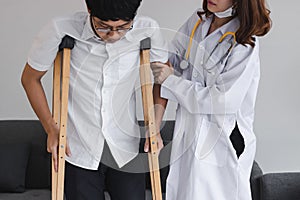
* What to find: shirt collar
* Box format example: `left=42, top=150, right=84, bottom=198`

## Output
left=81, top=15, right=95, bottom=40
left=218, top=17, right=239, bottom=35
left=197, top=11, right=211, bottom=23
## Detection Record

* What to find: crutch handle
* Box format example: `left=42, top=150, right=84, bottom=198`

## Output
left=59, top=35, right=75, bottom=51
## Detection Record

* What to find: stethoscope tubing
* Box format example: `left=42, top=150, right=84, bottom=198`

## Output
left=180, top=18, right=237, bottom=71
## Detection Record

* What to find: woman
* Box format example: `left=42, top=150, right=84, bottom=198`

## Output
left=151, top=0, right=271, bottom=199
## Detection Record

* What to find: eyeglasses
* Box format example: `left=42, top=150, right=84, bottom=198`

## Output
left=92, top=17, right=133, bottom=34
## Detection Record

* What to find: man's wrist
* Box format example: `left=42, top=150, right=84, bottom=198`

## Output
left=43, top=117, right=58, bottom=135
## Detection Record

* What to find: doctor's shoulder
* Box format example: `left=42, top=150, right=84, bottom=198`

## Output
left=228, top=37, right=260, bottom=64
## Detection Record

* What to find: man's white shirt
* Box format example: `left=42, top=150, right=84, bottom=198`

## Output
left=28, top=12, right=168, bottom=170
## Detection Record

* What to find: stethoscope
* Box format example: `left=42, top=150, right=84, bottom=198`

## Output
left=180, top=19, right=237, bottom=71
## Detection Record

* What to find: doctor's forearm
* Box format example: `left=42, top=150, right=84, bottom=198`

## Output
left=161, top=75, right=244, bottom=114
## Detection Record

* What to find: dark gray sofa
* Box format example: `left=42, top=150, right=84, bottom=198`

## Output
left=0, top=120, right=51, bottom=200
left=1, top=120, right=300, bottom=200
left=250, top=161, right=300, bottom=200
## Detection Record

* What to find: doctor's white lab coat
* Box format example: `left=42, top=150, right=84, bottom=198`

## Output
left=161, top=10, right=260, bottom=200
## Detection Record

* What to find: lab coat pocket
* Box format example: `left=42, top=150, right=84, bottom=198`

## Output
left=195, top=118, right=228, bottom=167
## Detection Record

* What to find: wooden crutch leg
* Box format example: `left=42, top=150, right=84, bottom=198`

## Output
left=52, top=36, right=74, bottom=200
left=52, top=47, right=61, bottom=200
left=140, top=38, right=162, bottom=200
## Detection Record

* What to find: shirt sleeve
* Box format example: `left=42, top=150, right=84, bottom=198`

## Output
left=161, top=42, right=260, bottom=115
left=149, top=20, right=168, bottom=63
left=27, top=18, right=64, bottom=71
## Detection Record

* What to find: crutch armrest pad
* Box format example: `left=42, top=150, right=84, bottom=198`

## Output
left=59, top=35, right=75, bottom=51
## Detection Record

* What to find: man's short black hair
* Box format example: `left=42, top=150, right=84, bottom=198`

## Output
left=87, top=0, right=142, bottom=21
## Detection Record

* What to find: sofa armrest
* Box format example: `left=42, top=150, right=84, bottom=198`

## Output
left=250, top=161, right=263, bottom=200
left=259, top=173, right=300, bottom=200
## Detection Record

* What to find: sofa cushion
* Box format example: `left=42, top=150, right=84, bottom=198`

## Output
left=0, top=143, right=30, bottom=192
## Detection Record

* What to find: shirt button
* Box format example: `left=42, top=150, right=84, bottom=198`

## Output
left=193, top=71, right=198, bottom=78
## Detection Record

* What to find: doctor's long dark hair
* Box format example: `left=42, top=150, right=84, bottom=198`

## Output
left=200, top=0, right=272, bottom=47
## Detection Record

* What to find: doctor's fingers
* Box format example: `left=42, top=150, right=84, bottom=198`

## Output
left=153, top=65, right=173, bottom=74
left=154, top=76, right=165, bottom=84
left=151, top=68, right=164, bottom=80
left=152, top=70, right=163, bottom=78
left=152, top=67, right=164, bottom=74
left=150, top=62, right=169, bottom=71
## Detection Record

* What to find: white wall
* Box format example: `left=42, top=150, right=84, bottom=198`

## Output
left=0, top=0, right=299, bottom=173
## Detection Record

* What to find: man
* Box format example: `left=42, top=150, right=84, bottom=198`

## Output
left=21, top=0, right=167, bottom=199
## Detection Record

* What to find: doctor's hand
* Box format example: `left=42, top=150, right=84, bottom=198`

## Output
left=144, top=130, right=164, bottom=154
left=151, top=62, right=174, bottom=84
left=46, top=122, right=71, bottom=172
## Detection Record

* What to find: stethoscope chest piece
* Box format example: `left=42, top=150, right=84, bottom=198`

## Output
left=180, top=60, right=189, bottom=70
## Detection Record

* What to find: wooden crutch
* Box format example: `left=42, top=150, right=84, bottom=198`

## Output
left=140, top=38, right=162, bottom=200
left=52, top=36, right=74, bottom=200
